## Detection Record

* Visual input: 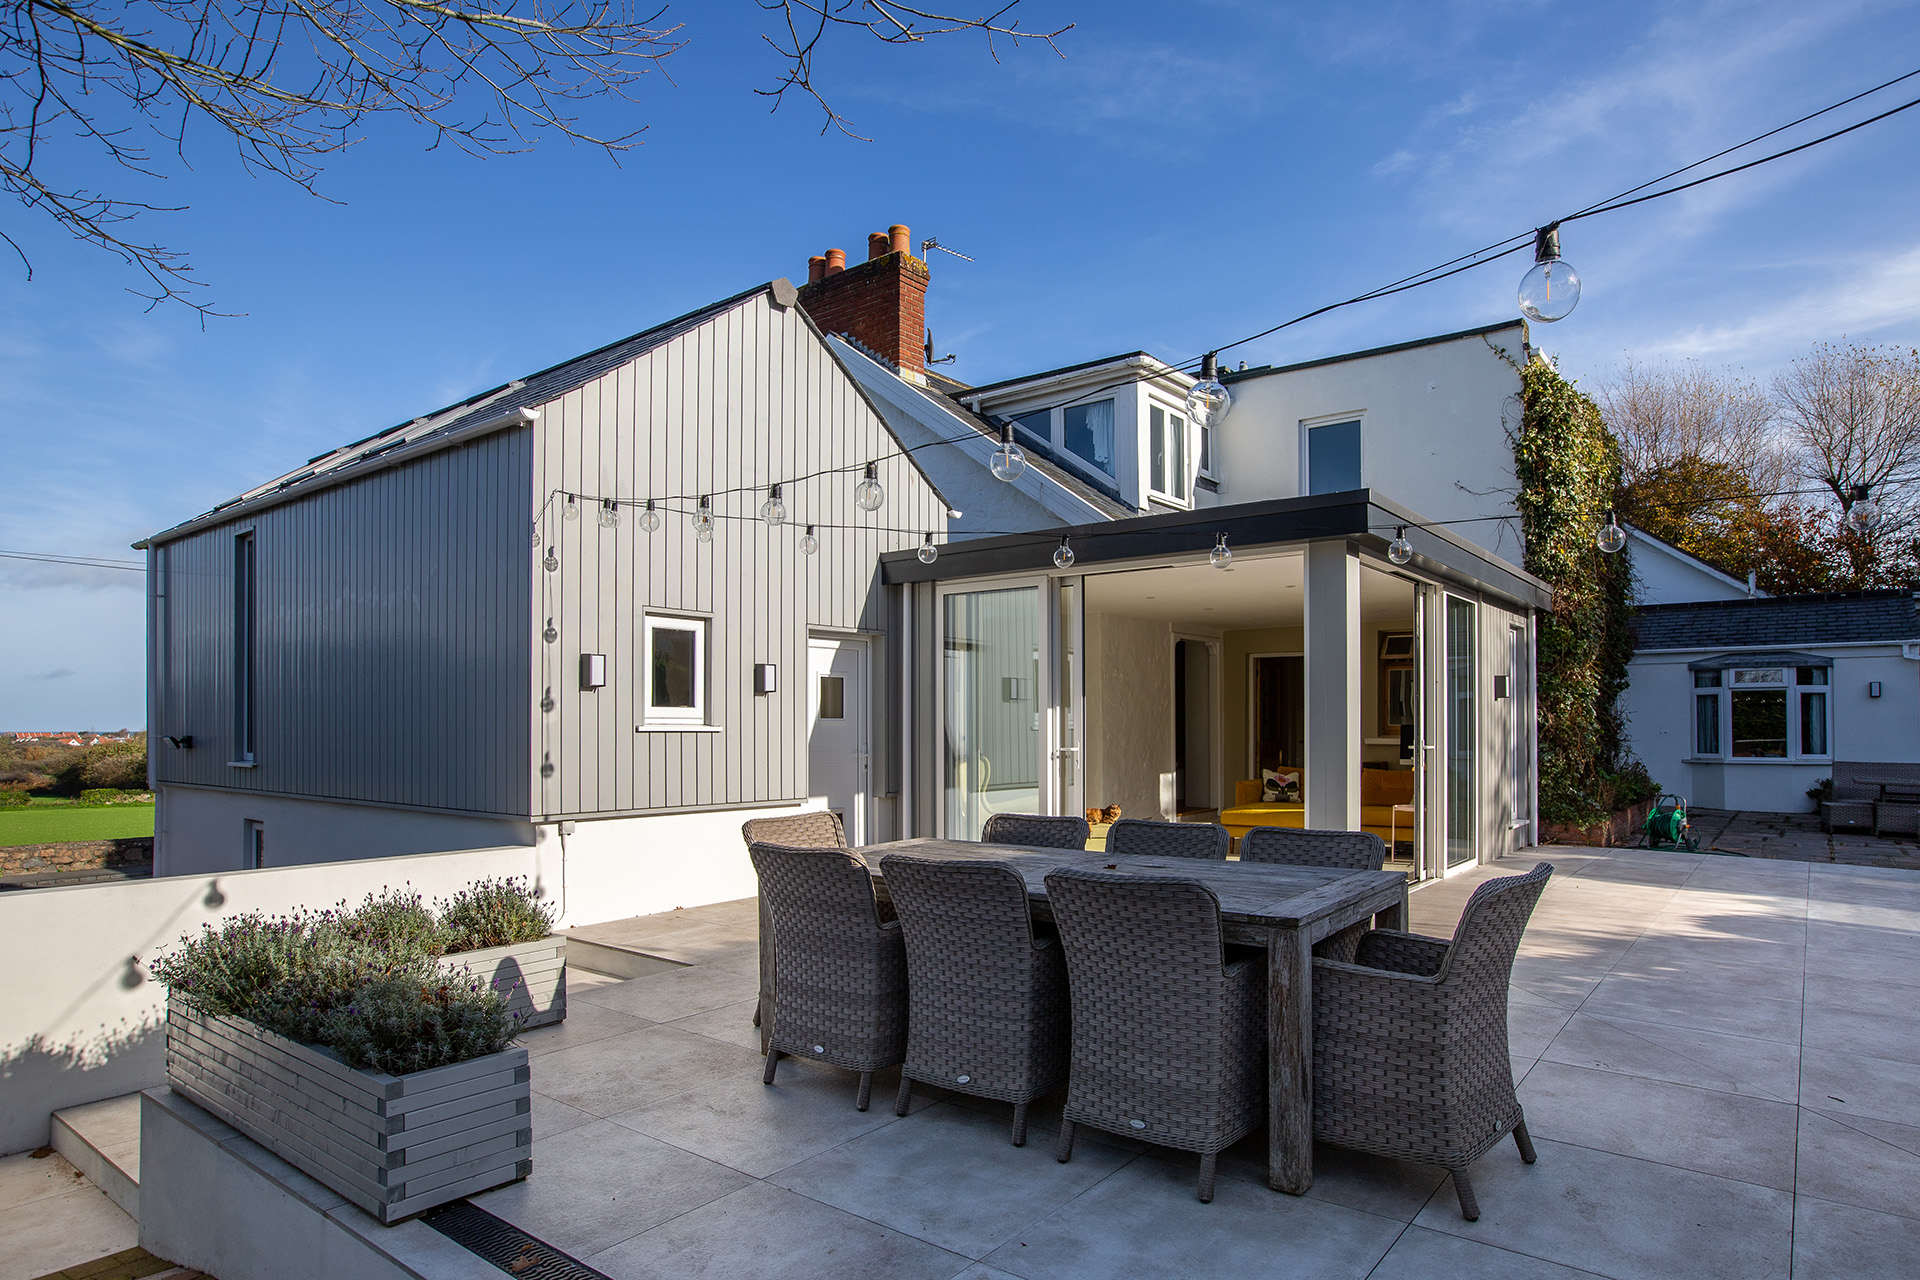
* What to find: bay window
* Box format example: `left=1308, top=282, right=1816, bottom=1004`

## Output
left=1691, top=661, right=1830, bottom=761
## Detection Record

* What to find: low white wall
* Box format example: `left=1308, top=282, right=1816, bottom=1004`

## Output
left=0, top=798, right=815, bottom=1155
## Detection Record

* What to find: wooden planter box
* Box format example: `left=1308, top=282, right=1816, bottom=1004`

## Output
left=164, top=997, right=531, bottom=1225
left=1540, top=798, right=1656, bottom=848
left=436, top=936, right=566, bottom=1030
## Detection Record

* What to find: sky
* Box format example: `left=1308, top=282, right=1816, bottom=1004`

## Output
left=5, top=0, right=1920, bottom=730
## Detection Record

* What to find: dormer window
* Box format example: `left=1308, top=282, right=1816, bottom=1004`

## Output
left=1149, top=404, right=1188, bottom=501
left=1062, top=400, right=1116, bottom=476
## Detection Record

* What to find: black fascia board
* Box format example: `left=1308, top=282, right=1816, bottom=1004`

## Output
left=881, top=489, right=1552, bottom=610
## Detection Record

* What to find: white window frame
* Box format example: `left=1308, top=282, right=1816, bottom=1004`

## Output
left=1300, top=413, right=1365, bottom=497
left=1146, top=399, right=1191, bottom=505
left=643, top=613, right=709, bottom=727
left=1689, top=664, right=1831, bottom=762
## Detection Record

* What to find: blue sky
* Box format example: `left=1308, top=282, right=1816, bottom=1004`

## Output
left=6, top=0, right=1920, bottom=729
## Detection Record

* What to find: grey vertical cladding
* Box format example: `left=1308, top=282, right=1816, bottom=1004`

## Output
left=532, top=292, right=945, bottom=820
left=151, top=428, right=534, bottom=816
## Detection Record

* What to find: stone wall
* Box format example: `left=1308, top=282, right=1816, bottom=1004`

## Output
left=1, top=837, right=153, bottom=877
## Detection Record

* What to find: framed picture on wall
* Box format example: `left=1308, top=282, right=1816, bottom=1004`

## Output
left=1379, top=632, right=1415, bottom=730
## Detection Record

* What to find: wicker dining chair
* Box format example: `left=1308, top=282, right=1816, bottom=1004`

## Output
left=1105, top=818, right=1229, bottom=860
left=1310, top=861, right=1553, bottom=1220
left=1239, top=826, right=1385, bottom=871
left=880, top=854, right=1070, bottom=1145
left=981, top=812, right=1092, bottom=851
left=1044, top=867, right=1264, bottom=1202
left=748, top=840, right=906, bottom=1110
left=741, top=812, right=847, bottom=1048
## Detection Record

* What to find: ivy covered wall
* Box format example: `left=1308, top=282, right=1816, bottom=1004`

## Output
left=1513, top=356, right=1655, bottom=825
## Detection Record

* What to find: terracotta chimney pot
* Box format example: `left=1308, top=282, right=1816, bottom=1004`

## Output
left=807, top=255, right=826, bottom=284
left=824, top=248, right=846, bottom=275
left=889, top=224, right=911, bottom=255
left=868, top=232, right=890, bottom=260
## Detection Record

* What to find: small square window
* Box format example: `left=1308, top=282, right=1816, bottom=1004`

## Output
left=645, top=616, right=707, bottom=725
left=818, top=675, right=845, bottom=720
left=1694, top=670, right=1722, bottom=688
left=1307, top=420, right=1362, bottom=495
left=1796, top=666, right=1829, bottom=685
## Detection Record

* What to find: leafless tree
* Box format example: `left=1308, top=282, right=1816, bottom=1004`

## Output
left=1773, top=341, right=1920, bottom=526
left=1597, top=357, right=1791, bottom=500
left=2, top=0, right=1067, bottom=312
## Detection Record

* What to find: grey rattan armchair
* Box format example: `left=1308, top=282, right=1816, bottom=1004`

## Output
left=1044, top=867, right=1264, bottom=1202
left=741, top=812, right=847, bottom=1047
left=981, top=812, right=1091, bottom=850
left=1310, top=861, right=1553, bottom=1220
left=1106, top=818, right=1229, bottom=860
left=880, top=854, right=1070, bottom=1145
left=749, top=840, right=906, bottom=1111
left=1239, top=826, right=1385, bottom=871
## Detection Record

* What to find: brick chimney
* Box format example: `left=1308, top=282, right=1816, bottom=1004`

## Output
left=799, top=223, right=930, bottom=382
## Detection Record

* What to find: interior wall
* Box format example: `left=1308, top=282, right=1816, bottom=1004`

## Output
left=1222, top=626, right=1305, bottom=783
left=1361, top=621, right=1419, bottom=768
left=1085, top=610, right=1174, bottom=820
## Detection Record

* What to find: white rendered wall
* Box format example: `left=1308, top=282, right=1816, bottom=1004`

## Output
left=1623, top=646, right=1919, bottom=813
left=1211, top=326, right=1530, bottom=569
left=1627, top=528, right=1754, bottom=606
left=0, top=799, right=819, bottom=1154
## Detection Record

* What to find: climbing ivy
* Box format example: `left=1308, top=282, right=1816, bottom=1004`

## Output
left=1512, top=356, right=1655, bottom=825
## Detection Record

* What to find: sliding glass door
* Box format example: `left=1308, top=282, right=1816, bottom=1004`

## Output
left=1445, top=595, right=1477, bottom=868
left=940, top=582, right=1045, bottom=839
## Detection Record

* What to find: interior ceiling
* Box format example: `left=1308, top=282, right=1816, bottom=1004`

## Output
left=1082, top=555, right=1417, bottom=631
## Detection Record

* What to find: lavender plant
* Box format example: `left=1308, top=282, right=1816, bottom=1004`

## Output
left=439, top=878, right=556, bottom=953
left=317, top=974, right=511, bottom=1075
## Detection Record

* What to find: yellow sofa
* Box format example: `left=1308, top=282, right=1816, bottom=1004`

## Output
left=1220, top=771, right=1416, bottom=846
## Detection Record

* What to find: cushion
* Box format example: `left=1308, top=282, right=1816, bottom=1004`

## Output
left=1261, top=768, right=1302, bottom=803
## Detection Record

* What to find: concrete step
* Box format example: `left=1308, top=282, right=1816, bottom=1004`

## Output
left=52, top=1093, right=141, bottom=1221
left=562, top=934, right=689, bottom=980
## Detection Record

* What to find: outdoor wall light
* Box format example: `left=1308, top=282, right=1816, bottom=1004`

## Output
left=1597, top=509, right=1627, bottom=554
left=1388, top=526, right=1414, bottom=565
left=1519, top=224, right=1581, bottom=323
left=991, top=424, right=1028, bottom=482
left=855, top=462, right=886, bottom=512
left=918, top=532, right=939, bottom=564
left=755, top=663, right=778, bottom=695
left=1053, top=536, right=1075, bottom=569
left=580, top=653, right=606, bottom=691
left=1186, top=352, right=1233, bottom=428
left=638, top=499, right=661, bottom=533
left=1210, top=532, right=1233, bottom=570
left=1848, top=483, right=1878, bottom=532
left=1869, top=681, right=1884, bottom=698
left=760, top=484, right=787, bottom=527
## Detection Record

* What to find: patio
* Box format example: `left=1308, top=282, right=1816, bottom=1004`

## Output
left=461, top=844, right=1919, bottom=1280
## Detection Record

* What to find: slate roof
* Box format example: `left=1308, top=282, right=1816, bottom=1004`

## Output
left=1633, top=590, right=1920, bottom=651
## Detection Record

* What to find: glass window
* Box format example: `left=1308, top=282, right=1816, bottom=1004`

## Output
left=1695, top=694, right=1721, bottom=755
left=1801, top=691, right=1829, bottom=755
left=1307, top=420, right=1362, bottom=495
left=1149, top=405, right=1187, bottom=499
left=1445, top=597, right=1476, bottom=868
left=1198, top=419, right=1213, bottom=475
left=1063, top=400, right=1115, bottom=476
left=1694, top=670, right=1721, bottom=688
left=1731, top=689, right=1787, bottom=757
left=818, top=675, right=845, bottom=720
left=1733, top=668, right=1783, bottom=685
left=645, top=616, right=706, bottom=724
left=1013, top=409, right=1050, bottom=443
left=942, top=586, right=1042, bottom=839
left=1797, top=666, right=1830, bottom=685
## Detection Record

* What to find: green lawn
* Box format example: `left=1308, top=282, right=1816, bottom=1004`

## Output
left=0, top=804, right=155, bottom=848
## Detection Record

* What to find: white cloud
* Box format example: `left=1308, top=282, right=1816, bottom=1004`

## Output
left=23, top=668, right=76, bottom=682
left=1661, top=242, right=1920, bottom=360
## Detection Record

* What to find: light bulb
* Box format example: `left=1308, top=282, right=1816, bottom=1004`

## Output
left=1597, top=510, right=1626, bottom=554
left=1519, top=225, right=1581, bottom=323
left=760, top=484, right=787, bottom=527
left=1186, top=352, right=1233, bottom=428
left=854, top=462, right=886, bottom=512
left=800, top=524, right=819, bottom=556
left=543, top=547, right=558, bottom=572
left=563, top=494, right=581, bottom=522
left=638, top=500, right=661, bottom=533
left=1053, top=537, right=1075, bottom=570
left=1848, top=483, right=1877, bottom=531
left=990, top=427, right=1028, bottom=482
left=1209, top=532, right=1233, bottom=570
left=542, top=618, right=558, bottom=644
left=917, top=533, right=938, bottom=564
left=1388, top=526, right=1414, bottom=565
left=692, top=497, right=714, bottom=542
left=598, top=499, right=620, bottom=529
left=532, top=521, right=543, bottom=548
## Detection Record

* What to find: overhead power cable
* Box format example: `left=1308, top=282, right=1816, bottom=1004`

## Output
left=0, top=550, right=146, bottom=572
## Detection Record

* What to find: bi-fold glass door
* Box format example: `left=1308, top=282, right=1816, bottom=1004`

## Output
left=939, top=577, right=1061, bottom=839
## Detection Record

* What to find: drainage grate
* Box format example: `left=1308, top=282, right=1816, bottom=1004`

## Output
left=421, top=1200, right=614, bottom=1280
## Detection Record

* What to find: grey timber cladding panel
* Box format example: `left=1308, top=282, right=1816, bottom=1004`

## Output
left=150, top=427, right=532, bottom=815
left=531, top=292, right=949, bottom=819
left=436, top=938, right=567, bottom=1029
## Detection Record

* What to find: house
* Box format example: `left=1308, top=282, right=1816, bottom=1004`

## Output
left=1624, top=590, right=1920, bottom=813
left=807, top=233, right=1546, bottom=878
left=138, top=276, right=951, bottom=913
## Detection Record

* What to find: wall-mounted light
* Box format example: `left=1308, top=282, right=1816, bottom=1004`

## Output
left=755, top=663, right=779, bottom=695
left=165, top=735, right=194, bottom=749
left=579, top=653, right=606, bottom=691
left=1494, top=675, right=1511, bottom=700
left=1869, top=681, right=1884, bottom=698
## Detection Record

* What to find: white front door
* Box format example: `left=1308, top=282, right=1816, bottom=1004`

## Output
left=809, top=637, right=870, bottom=845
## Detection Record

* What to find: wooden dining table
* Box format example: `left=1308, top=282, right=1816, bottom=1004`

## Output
left=855, top=837, right=1410, bottom=1195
